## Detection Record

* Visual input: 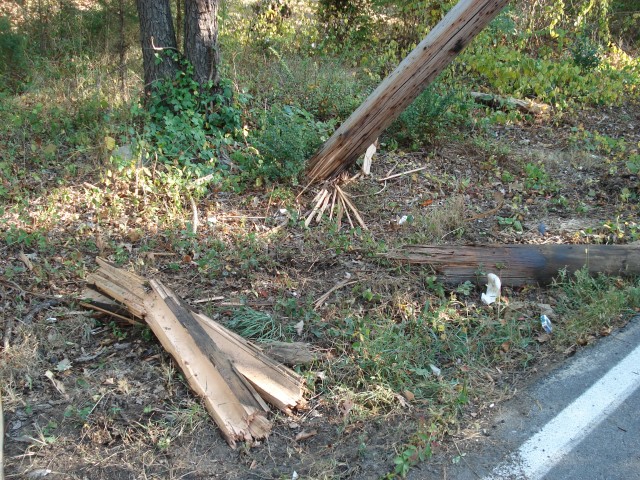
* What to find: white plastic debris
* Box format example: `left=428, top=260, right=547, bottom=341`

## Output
left=398, top=215, right=409, bottom=225
left=481, top=273, right=502, bottom=305
left=430, top=364, right=442, bottom=377
left=540, top=315, right=553, bottom=333
left=294, top=320, right=304, bottom=336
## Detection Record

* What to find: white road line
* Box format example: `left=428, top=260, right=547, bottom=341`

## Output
left=486, top=341, right=640, bottom=480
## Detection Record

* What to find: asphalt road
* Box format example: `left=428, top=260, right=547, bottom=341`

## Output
left=408, top=315, right=640, bottom=480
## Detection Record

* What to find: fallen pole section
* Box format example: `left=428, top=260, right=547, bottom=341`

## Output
left=386, top=244, right=640, bottom=286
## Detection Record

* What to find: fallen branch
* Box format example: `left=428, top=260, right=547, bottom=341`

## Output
left=470, top=91, right=550, bottom=116
left=464, top=201, right=505, bottom=222
left=377, top=166, right=428, bottom=182
left=314, top=280, right=358, bottom=309
left=23, top=299, right=64, bottom=325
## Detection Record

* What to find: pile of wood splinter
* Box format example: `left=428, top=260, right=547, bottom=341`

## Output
left=82, top=258, right=307, bottom=448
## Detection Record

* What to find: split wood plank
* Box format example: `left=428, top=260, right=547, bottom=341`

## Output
left=305, top=0, right=511, bottom=183
left=85, top=258, right=306, bottom=447
left=386, top=244, right=640, bottom=286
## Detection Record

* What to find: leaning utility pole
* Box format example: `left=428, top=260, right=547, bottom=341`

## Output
left=306, top=0, right=511, bottom=183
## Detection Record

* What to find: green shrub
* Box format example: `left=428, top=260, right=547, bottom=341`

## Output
left=0, top=17, right=28, bottom=92
left=240, top=105, right=335, bottom=185
left=571, top=33, right=604, bottom=71
left=131, top=55, right=247, bottom=178
left=387, top=83, right=471, bottom=147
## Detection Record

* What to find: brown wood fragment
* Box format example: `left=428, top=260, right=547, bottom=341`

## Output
left=386, top=244, right=640, bottom=286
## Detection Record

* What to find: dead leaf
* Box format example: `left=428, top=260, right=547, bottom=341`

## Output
left=600, top=326, right=613, bottom=336
left=536, top=333, right=551, bottom=343
left=500, top=341, right=510, bottom=352
left=44, top=370, right=67, bottom=397
left=403, top=389, right=415, bottom=402
left=127, top=229, right=142, bottom=242
left=395, top=394, right=409, bottom=408
left=95, top=235, right=106, bottom=255
left=338, top=399, right=354, bottom=419
left=295, top=429, right=317, bottom=442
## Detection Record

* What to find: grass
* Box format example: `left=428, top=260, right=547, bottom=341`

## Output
left=553, top=268, right=640, bottom=346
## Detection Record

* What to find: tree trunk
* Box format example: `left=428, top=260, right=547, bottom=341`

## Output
left=135, top=0, right=179, bottom=93
left=184, top=0, right=220, bottom=89
left=305, top=0, right=511, bottom=183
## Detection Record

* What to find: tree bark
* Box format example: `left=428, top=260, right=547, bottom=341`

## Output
left=305, top=0, right=511, bottom=183
left=184, top=0, right=220, bottom=89
left=135, top=0, right=179, bottom=93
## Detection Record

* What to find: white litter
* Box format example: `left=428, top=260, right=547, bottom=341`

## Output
left=481, top=273, right=502, bottom=305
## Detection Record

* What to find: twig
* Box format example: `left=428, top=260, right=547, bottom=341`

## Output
left=464, top=201, right=505, bottom=222
left=190, top=196, right=199, bottom=235
left=336, top=186, right=367, bottom=230
left=315, top=189, right=332, bottom=223
left=79, top=302, right=143, bottom=326
left=341, top=193, right=355, bottom=230
left=23, top=299, right=63, bottom=325
left=305, top=189, right=329, bottom=227
left=0, top=279, right=65, bottom=300
left=2, top=316, right=13, bottom=351
left=314, top=280, right=358, bottom=309
left=328, top=188, right=337, bottom=221
left=191, top=296, right=225, bottom=304
left=377, top=166, right=427, bottom=182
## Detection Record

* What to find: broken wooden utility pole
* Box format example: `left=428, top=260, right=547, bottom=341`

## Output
left=306, top=0, right=511, bottom=183
left=387, top=244, right=640, bottom=287
left=85, top=258, right=306, bottom=448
